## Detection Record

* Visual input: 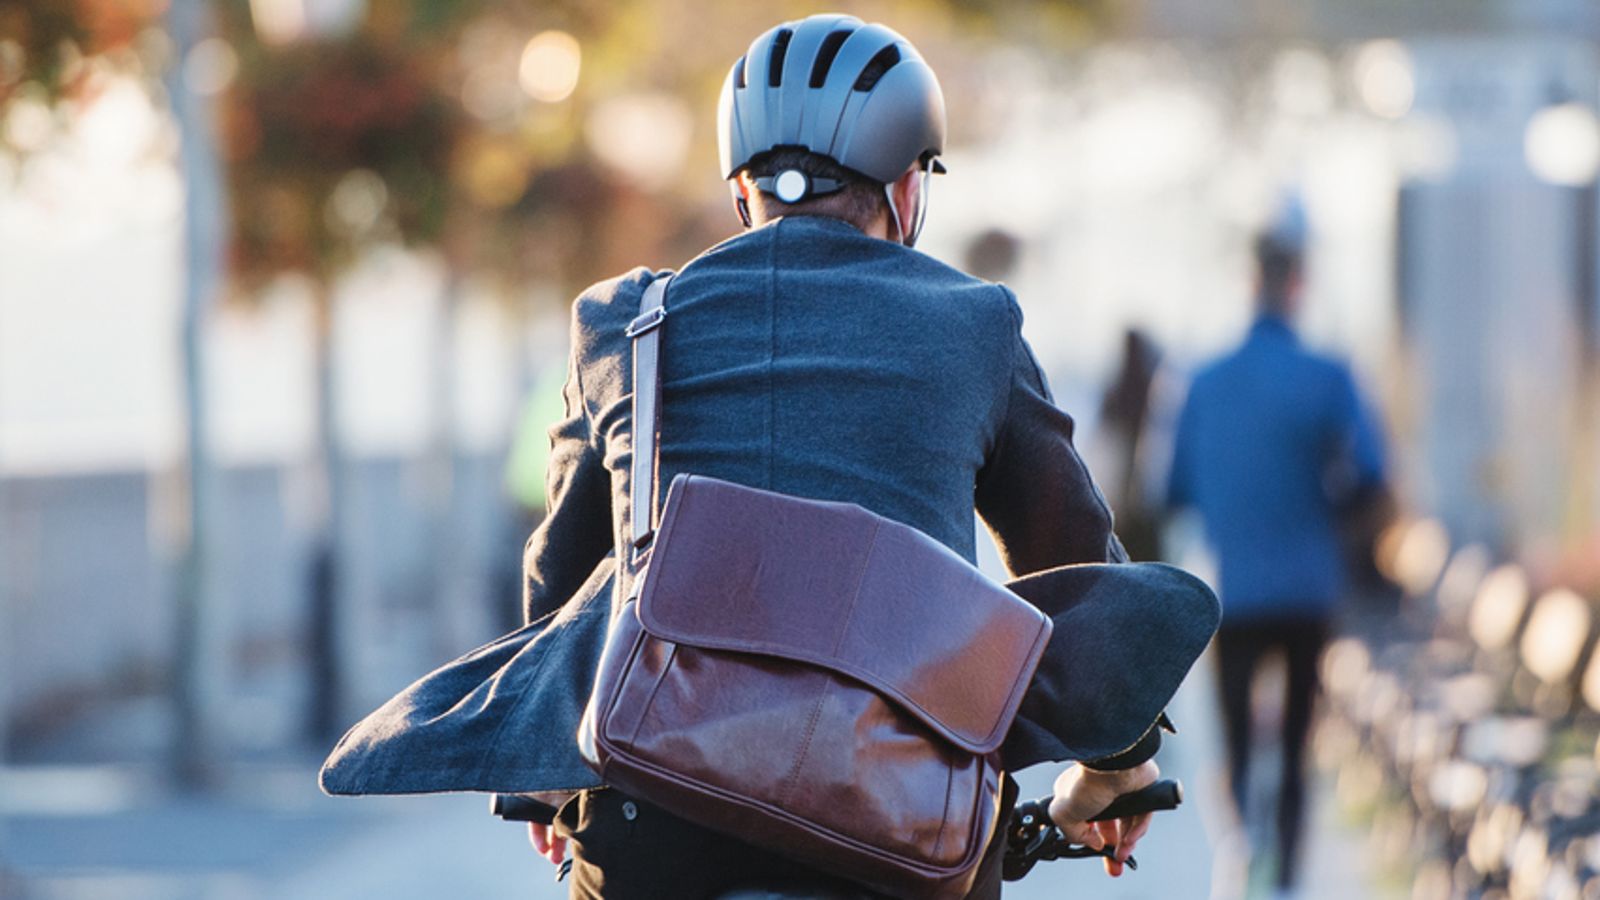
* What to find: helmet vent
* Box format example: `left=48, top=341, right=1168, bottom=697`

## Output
left=809, top=30, right=852, bottom=88
left=768, top=29, right=793, bottom=87
left=853, top=45, right=901, bottom=91
left=734, top=55, right=747, bottom=89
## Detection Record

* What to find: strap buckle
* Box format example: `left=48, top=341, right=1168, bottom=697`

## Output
left=626, top=306, right=667, bottom=338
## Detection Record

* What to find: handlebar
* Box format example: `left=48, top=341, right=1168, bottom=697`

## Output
left=490, top=793, right=558, bottom=822
left=494, top=778, right=1184, bottom=884
left=1089, top=778, right=1184, bottom=821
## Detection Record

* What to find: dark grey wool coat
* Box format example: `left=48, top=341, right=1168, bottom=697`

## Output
left=320, top=216, right=1218, bottom=799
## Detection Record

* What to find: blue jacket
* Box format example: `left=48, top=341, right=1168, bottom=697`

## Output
left=1168, top=315, right=1386, bottom=621
left=320, top=217, right=1217, bottom=798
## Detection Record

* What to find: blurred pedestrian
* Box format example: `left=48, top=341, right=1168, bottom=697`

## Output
left=1096, top=327, right=1165, bottom=561
left=1167, top=219, right=1387, bottom=898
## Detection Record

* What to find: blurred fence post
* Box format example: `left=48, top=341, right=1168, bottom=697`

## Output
left=0, top=479, right=10, bottom=881
left=166, top=0, right=231, bottom=787
left=426, top=273, right=461, bottom=658
left=309, top=296, right=351, bottom=741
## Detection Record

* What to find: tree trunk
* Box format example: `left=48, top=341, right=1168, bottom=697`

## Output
left=166, top=0, right=231, bottom=787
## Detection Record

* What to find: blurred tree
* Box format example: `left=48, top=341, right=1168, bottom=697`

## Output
left=217, top=1, right=478, bottom=734
left=0, top=0, right=223, bottom=787
left=189, top=0, right=1127, bottom=737
left=0, top=0, right=167, bottom=105
left=0, top=0, right=1120, bottom=747
left=167, top=0, right=1123, bottom=738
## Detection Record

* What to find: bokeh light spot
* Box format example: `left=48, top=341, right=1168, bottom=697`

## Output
left=183, top=38, right=239, bottom=97
left=585, top=93, right=693, bottom=191
left=1520, top=588, right=1590, bottom=684
left=3, top=93, right=54, bottom=152
left=519, top=31, right=581, bottom=103
left=249, top=0, right=308, bottom=46
left=1468, top=564, right=1530, bottom=652
left=326, top=169, right=389, bottom=237
left=1353, top=40, right=1414, bottom=120
left=1524, top=102, right=1600, bottom=187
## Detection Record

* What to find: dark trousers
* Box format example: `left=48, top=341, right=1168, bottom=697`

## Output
left=1214, top=615, right=1329, bottom=890
left=556, top=780, right=1013, bottom=900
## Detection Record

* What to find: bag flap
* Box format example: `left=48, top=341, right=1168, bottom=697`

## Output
left=635, top=475, right=1052, bottom=755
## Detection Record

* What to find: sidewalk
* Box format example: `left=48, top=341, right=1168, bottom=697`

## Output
left=2, top=754, right=556, bottom=900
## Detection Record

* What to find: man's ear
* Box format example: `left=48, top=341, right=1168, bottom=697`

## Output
left=731, top=178, right=753, bottom=228
left=889, top=167, right=924, bottom=245
left=892, top=168, right=920, bottom=220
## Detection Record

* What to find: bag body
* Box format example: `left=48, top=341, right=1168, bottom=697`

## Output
left=586, top=474, right=1050, bottom=899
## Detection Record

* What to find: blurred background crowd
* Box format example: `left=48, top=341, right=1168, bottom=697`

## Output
left=3, top=0, right=1600, bottom=898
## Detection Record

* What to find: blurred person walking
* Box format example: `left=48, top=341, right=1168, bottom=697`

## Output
left=1167, top=217, right=1387, bottom=898
left=1095, top=327, right=1167, bottom=562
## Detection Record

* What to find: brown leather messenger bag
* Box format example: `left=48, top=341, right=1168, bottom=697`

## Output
left=580, top=274, right=1054, bottom=899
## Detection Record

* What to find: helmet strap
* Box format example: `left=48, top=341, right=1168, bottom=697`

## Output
left=883, top=183, right=906, bottom=245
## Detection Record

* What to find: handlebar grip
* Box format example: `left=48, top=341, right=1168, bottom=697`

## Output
left=1087, top=779, right=1183, bottom=822
left=490, top=793, right=557, bottom=822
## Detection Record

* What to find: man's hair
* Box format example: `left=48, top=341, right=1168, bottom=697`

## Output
left=741, top=149, right=887, bottom=232
left=1254, top=234, right=1302, bottom=314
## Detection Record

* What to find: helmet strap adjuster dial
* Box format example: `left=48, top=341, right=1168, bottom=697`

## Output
left=754, top=168, right=845, bottom=204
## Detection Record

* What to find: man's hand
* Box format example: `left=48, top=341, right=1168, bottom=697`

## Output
left=527, top=822, right=568, bottom=866
left=1048, top=759, right=1160, bottom=877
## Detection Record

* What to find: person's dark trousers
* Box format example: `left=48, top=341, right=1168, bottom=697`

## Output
left=1213, top=613, right=1329, bottom=891
left=556, top=778, right=1015, bottom=899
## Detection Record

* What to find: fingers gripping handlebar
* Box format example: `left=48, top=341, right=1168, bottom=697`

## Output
left=1002, top=779, right=1183, bottom=881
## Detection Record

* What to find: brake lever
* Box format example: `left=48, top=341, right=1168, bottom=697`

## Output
left=1004, top=818, right=1137, bottom=879
left=1002, top=779, right=1182, bottom=881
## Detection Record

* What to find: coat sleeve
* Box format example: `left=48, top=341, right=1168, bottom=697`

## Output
left=977, top=312, right=1188, bottom=773
left=976, top=323, right=1127, bottom=577
left=521, top=323, right=614, bottom=623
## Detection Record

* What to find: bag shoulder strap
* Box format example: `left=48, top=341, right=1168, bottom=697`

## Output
left=626, top=274, right=672, bottom=558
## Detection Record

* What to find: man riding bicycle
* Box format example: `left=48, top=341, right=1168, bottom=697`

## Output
left=518, top=14, right=1161, bottom=897
left=319, top=14, right=1214, bottom=899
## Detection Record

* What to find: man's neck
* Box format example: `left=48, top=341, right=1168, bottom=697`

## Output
left=752, top=211, right=895, bottom=242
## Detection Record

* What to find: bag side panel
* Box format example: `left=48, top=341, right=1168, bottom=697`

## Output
left=600, top=732, right=998, bottom=900
left=616, top=644, right=988, bottom=870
